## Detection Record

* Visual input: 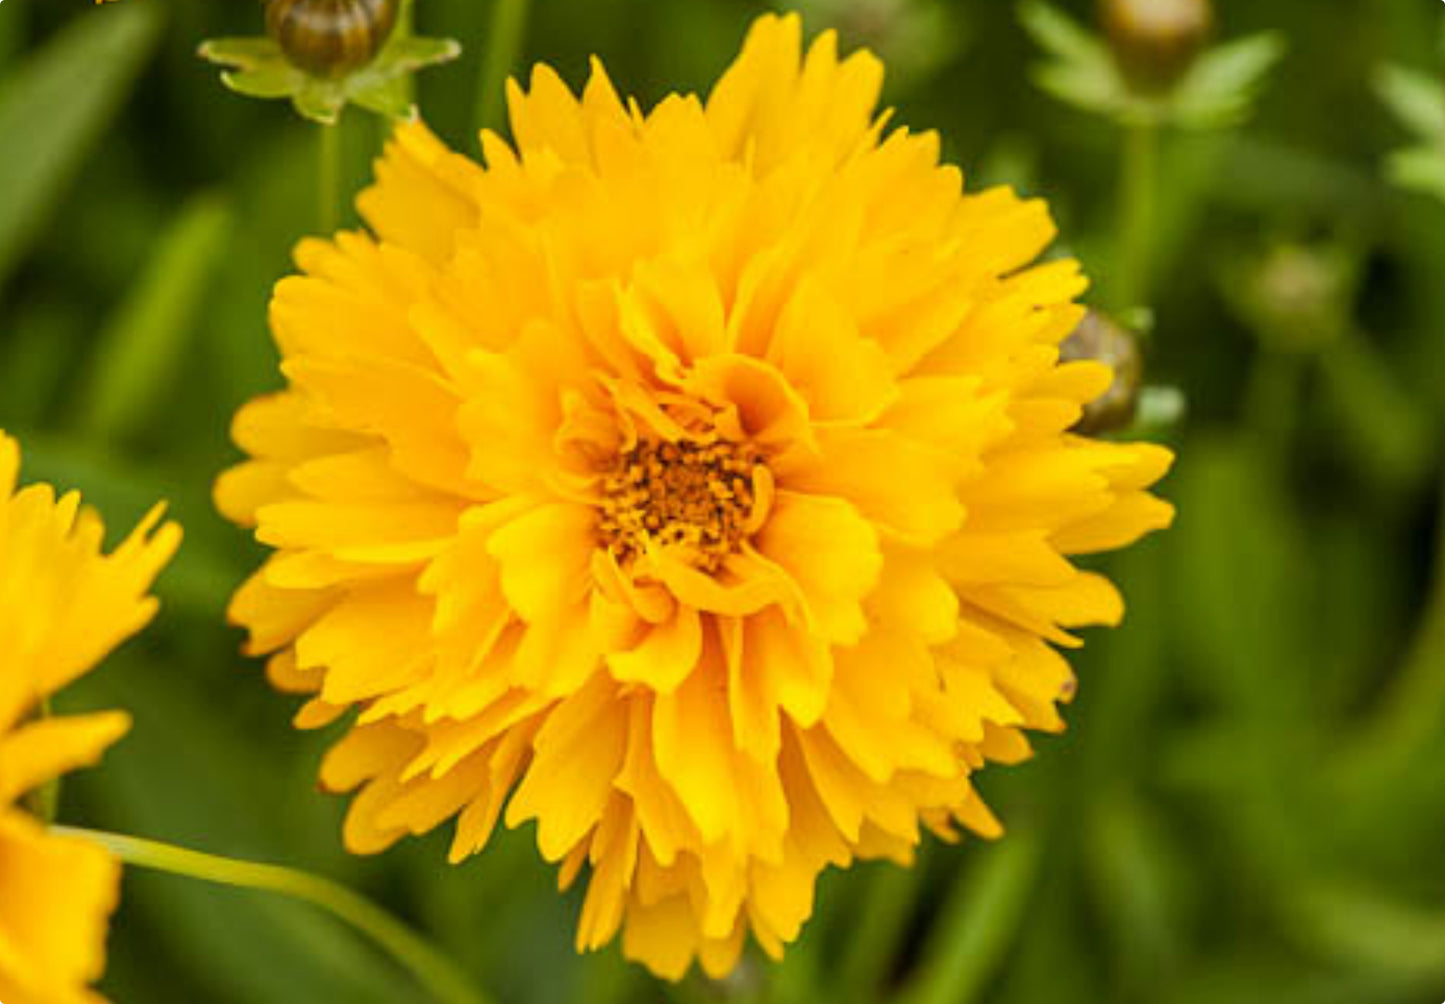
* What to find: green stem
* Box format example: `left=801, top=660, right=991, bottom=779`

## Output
left=54, top=827, right=492, bottom=1004
left=318, top=121, right=342, bottom=233
left=1117, top=121, right=1160, bottom=313
left=476, top=0, right=531, bottom=135
left=22, top=698, right=61, bottom=823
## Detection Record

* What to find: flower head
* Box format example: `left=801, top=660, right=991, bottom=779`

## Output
left=0, top=432, right=180, bottom=1003
left=217, top=14, right=1173, bottom=979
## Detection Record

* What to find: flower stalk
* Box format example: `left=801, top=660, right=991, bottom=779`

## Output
left=55, top=827, right=493, bottom=1004
left=319, top=120, right=342, bottom=232
left=477, top=0, right=531, bottom=133
left=1117, top=119, right=1159, bottom=312
left=21, top=698, right=62, bottom=824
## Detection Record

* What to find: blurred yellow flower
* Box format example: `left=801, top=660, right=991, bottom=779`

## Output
left=217, top=13, right=1173, bottom=978
left=0, top=432, right=180, bottom=1003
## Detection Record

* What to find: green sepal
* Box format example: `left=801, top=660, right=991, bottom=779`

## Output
left=198, top=7, right=459, bottom=125
left=1020, top=1, right=1284, bottom=130
left=1374, top=63, right=1445, bottom=202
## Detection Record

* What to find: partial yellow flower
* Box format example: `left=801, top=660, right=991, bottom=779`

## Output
left=0, top=432, right=180, bottom=1004
left=217, top=13, right=1174, bottom=979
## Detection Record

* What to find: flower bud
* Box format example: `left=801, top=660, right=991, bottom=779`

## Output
left=1061, top=311, right=1143, bottom=435
left=1100, top=0, right=1212, bottom=92
left=266, top=0, right=399, bottom=78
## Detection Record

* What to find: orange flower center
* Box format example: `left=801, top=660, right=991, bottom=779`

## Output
left=599, top=438, right=763, bottom=572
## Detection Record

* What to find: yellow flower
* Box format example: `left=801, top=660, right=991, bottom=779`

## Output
left=0, top=432, right=180, bottom=1003
left=217, top=13, right=1174, bottom=978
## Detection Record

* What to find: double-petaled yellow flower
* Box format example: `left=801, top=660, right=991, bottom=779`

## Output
left=0, top=432, right=179, bottom=1003
left=217, top=14, right=1173, bottom=978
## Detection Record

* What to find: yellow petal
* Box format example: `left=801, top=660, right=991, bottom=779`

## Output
left=0, top=811, right=119, bottom=995
left=606, top=606, right=703, bottom=693
left=0, top=712, right=129, bottom=805
left=754, top=491, right=881, bottom=645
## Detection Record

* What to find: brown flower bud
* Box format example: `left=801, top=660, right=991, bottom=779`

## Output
left=1060, top=311, right=1143, bottom=435
left=266, top=0, right=399, bottom=78
left=1100, top=0, right=1213, bottom=92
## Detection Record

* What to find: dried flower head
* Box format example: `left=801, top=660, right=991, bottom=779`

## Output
left=217, top=14, right=1174, bottom=978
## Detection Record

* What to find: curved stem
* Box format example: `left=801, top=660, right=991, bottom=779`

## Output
left=54, top=827, right=492, bottom=1004
left=1117, top=121, right=1160, bottom=314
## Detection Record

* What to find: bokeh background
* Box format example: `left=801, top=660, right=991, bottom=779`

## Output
left=3, top=0, right=1445, bottom=1002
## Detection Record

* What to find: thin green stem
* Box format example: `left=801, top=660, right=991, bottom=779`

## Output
left=21, top=697, right=61, bottom=823
left=476, top=0, right=531, bottom=135
left=318, top=121, right=342, bottom=233
left=54, top=827, right=492, bottom=1004
left=1117, top=121, right=1160, bottom=314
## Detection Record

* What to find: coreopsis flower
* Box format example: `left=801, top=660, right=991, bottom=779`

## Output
left=216, top=13, right=1174, bottom=978
left=0, top=432, right=180, bottom=1003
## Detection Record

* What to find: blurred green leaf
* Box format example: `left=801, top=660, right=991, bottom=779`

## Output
left=836, top=859, right=927, bottom=1004
left=1168, top=436, right=1314, bottom=718
left=0, top=302, right=83, bottom=427
left=899, top=831, right=1042, bottom=1004
left=0, top=1, right=162, bottom=288
left=75, top=195, right=234, bottom=445
left=1286, top=881, right=1445, bottom=982
left=1170, top=33, right=1287, bottom=129
left=1385, top=146, right=1445, bottom=202
left=1019, top=1, right=1129, bottom=119
left=1084, top=794, right=1189, bottom=993
left=1375, top=64, right=1445, bottom=142
left=1318, top=333, right=1436, bottom=496
left=1018, top=0, right=1110, bottom=71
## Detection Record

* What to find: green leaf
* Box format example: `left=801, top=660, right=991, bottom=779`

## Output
left=1170, top=33, right=1287, bottom=128
left=74, top=195, right=234, bottom=445
left=1386, top=145, right=1445, bottom=201
left=0, top=2, right=162, bottom=288
left=225, top=67, right=309, bottom=101
left=353, top=37, right=463, bottom=120
left=1019, top=0, right=1129, bottom=119
left=1318, top=333, right=1435, bottom=496
left=1375, top=64, right=1445, bottom=142
left=1018, top=0, right=1110, bottom=69
left=1286, top=881, right=1445, bottom=981
left=899, top=832, right=1043, bottom=1004
left=1084, top=794, right=1190, bottom=992
left=1168, top=436, right=1314, bottom=719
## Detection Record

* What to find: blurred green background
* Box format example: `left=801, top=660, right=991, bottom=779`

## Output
left=2, top=0, right=1445, bottom=1001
